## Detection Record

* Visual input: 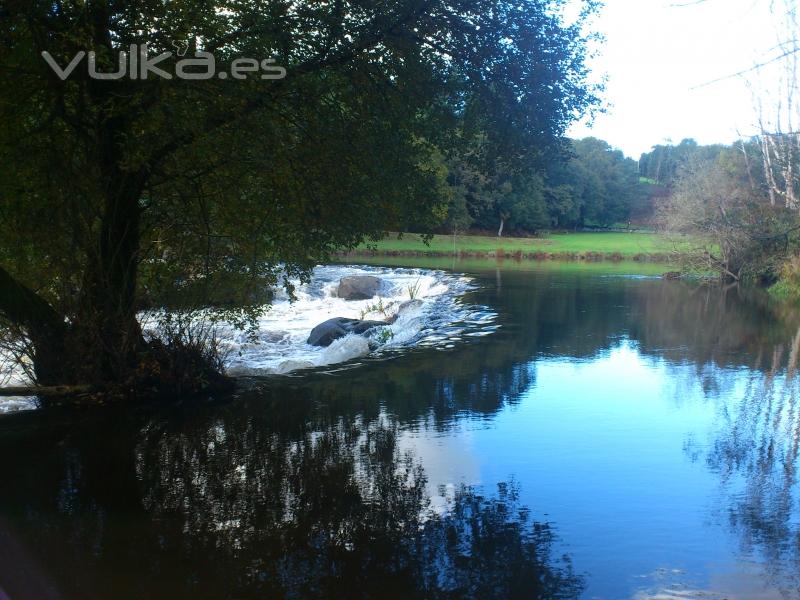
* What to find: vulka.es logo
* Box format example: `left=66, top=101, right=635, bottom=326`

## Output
left=42, top=43, right=287, bottom=81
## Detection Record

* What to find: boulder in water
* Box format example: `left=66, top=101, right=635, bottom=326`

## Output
left=397, top=299, right=424, bottom=314
left=307, top=317, right=386, bottom=347
left=336, top=275, right=381, bottom=300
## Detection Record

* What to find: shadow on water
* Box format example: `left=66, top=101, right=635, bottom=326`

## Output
left=2, top=264, right=800, bottom=598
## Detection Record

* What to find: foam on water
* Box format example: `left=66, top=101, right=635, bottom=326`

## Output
left=0, top=360, right=38, bottom=414
left=220, top=265, right=496, bottom=376
left=0, top=265, right=497, bottom=413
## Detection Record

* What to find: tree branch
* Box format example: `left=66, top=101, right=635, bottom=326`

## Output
left=0, top=264, right=64, bottom=335
left=0, top=384, right=95, bottom=397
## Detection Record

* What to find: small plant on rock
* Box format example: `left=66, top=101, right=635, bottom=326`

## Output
left=407, top=279, right=422, bottom=300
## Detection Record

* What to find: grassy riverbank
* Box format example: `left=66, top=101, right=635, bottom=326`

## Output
left=347, top=232, right=675, bottom=261
left=349, top=255, right=673, bottom=276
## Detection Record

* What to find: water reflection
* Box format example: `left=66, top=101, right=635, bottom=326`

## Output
left=2, top=266, right=800, bottom=598
left=0, top=405, right=582, bottom=599
left=264, top=273, right=799, bottom=433
left=701, top=329, right=800, bottom=595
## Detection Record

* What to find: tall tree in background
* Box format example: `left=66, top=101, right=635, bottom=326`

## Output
left=638, top=139, right=725, bottom=187
left=449, top=156, right=550, bottom=237
left=0, top=0, right=600, bottom=392
left=550, top=137, right=639, bottom=228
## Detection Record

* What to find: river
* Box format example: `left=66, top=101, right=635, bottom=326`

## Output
left=0, top=259, right=798, bottom=599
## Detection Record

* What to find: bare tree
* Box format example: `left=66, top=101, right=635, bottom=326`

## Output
left=754, top=0, right=800, bottom=209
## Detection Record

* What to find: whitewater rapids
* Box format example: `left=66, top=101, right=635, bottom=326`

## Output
left=0, top=265, right=497, bottom=412
left=216, top=265, right=497, bottom=375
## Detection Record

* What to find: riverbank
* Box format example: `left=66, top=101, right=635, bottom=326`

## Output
left=347, top=255, right=673, bottom=276
left=342, top=232, right=676, bottom=262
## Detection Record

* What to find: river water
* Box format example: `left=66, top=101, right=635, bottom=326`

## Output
left=0, top=259, right=798, bottom=599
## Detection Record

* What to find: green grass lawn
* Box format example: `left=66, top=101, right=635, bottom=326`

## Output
left=358, top=231, right=674, bottom=257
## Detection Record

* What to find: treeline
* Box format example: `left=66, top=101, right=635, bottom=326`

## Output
left=425, top=137, right=651, bottom=237
left=638, top=138, right=726, bottom=186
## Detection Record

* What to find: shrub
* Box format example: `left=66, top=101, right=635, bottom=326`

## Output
left=141, top=312, right=231, bottom=396
left=770, top=256, right=800, bottom=300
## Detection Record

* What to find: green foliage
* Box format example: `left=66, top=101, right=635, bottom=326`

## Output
left=360, top=298, right=391, bottom=320
left=638, top=138, right=726, bottom=186
left=546, top=137, right=641, bottom=229
left=769, top=257, right=800, bottom=300
left=373, top=327, right=395, bottom=344
left=406, top=279, right=423, bottom=300
left=439, top=136, right=644, bottom=234
left=0, top=0, right=601, bottom=386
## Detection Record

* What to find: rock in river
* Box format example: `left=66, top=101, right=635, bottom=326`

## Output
left=336, top=275, right=381, bottom=300
left=307, top=317, right=387, bottom=347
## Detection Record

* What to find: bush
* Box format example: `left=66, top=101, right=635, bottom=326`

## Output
left=140, top=313, right=232, bottom=397
left=769, top=256, right=800, bottom=300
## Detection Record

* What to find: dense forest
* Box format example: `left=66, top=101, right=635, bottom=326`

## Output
left=436, top=136, right=646, bottom=235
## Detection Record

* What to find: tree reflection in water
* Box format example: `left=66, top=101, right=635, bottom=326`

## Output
left=0, top=407, right=583, bottom=599
left=704, top=327, right=800, bottom=594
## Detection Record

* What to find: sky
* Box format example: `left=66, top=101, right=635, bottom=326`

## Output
left=567, top=0, right=789, bottom=158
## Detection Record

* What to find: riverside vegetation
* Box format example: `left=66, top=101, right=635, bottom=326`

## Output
left=0, top=0, right=602, bottom=398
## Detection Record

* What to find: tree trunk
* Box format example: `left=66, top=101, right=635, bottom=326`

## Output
left=0, top=266, right=68, bottom=385
left=79, top=178, right=146, bottom=382
left=0, top=384, right=95, bottom=397
left=497, top=216, right=505, bottom=237
left=70, top=107, right=149, bottom=383
left=1, top=179, right=147, bottom=386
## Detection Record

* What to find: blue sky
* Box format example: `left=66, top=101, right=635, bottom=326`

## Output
left=567, top=0, right=785, bottom=158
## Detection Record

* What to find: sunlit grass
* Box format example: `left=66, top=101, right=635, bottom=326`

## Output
left=359, top=231, right=676, bottom=257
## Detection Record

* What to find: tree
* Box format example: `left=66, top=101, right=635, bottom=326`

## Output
left=657, top=145, right=798, bottom=281
left=442, top=136, right=643, bottom=235
left=544, top=137, right=640, bottom=229
left=0, top=0, right=600, bottom=393
left=454, top=157, right=550, bottom=237
left=753, top=0, right=800, bottom=210
left=638, top=138, right=724, bottom=187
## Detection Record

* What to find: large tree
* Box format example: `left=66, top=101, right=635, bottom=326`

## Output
left=0, top=0, right=599, bottom=392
